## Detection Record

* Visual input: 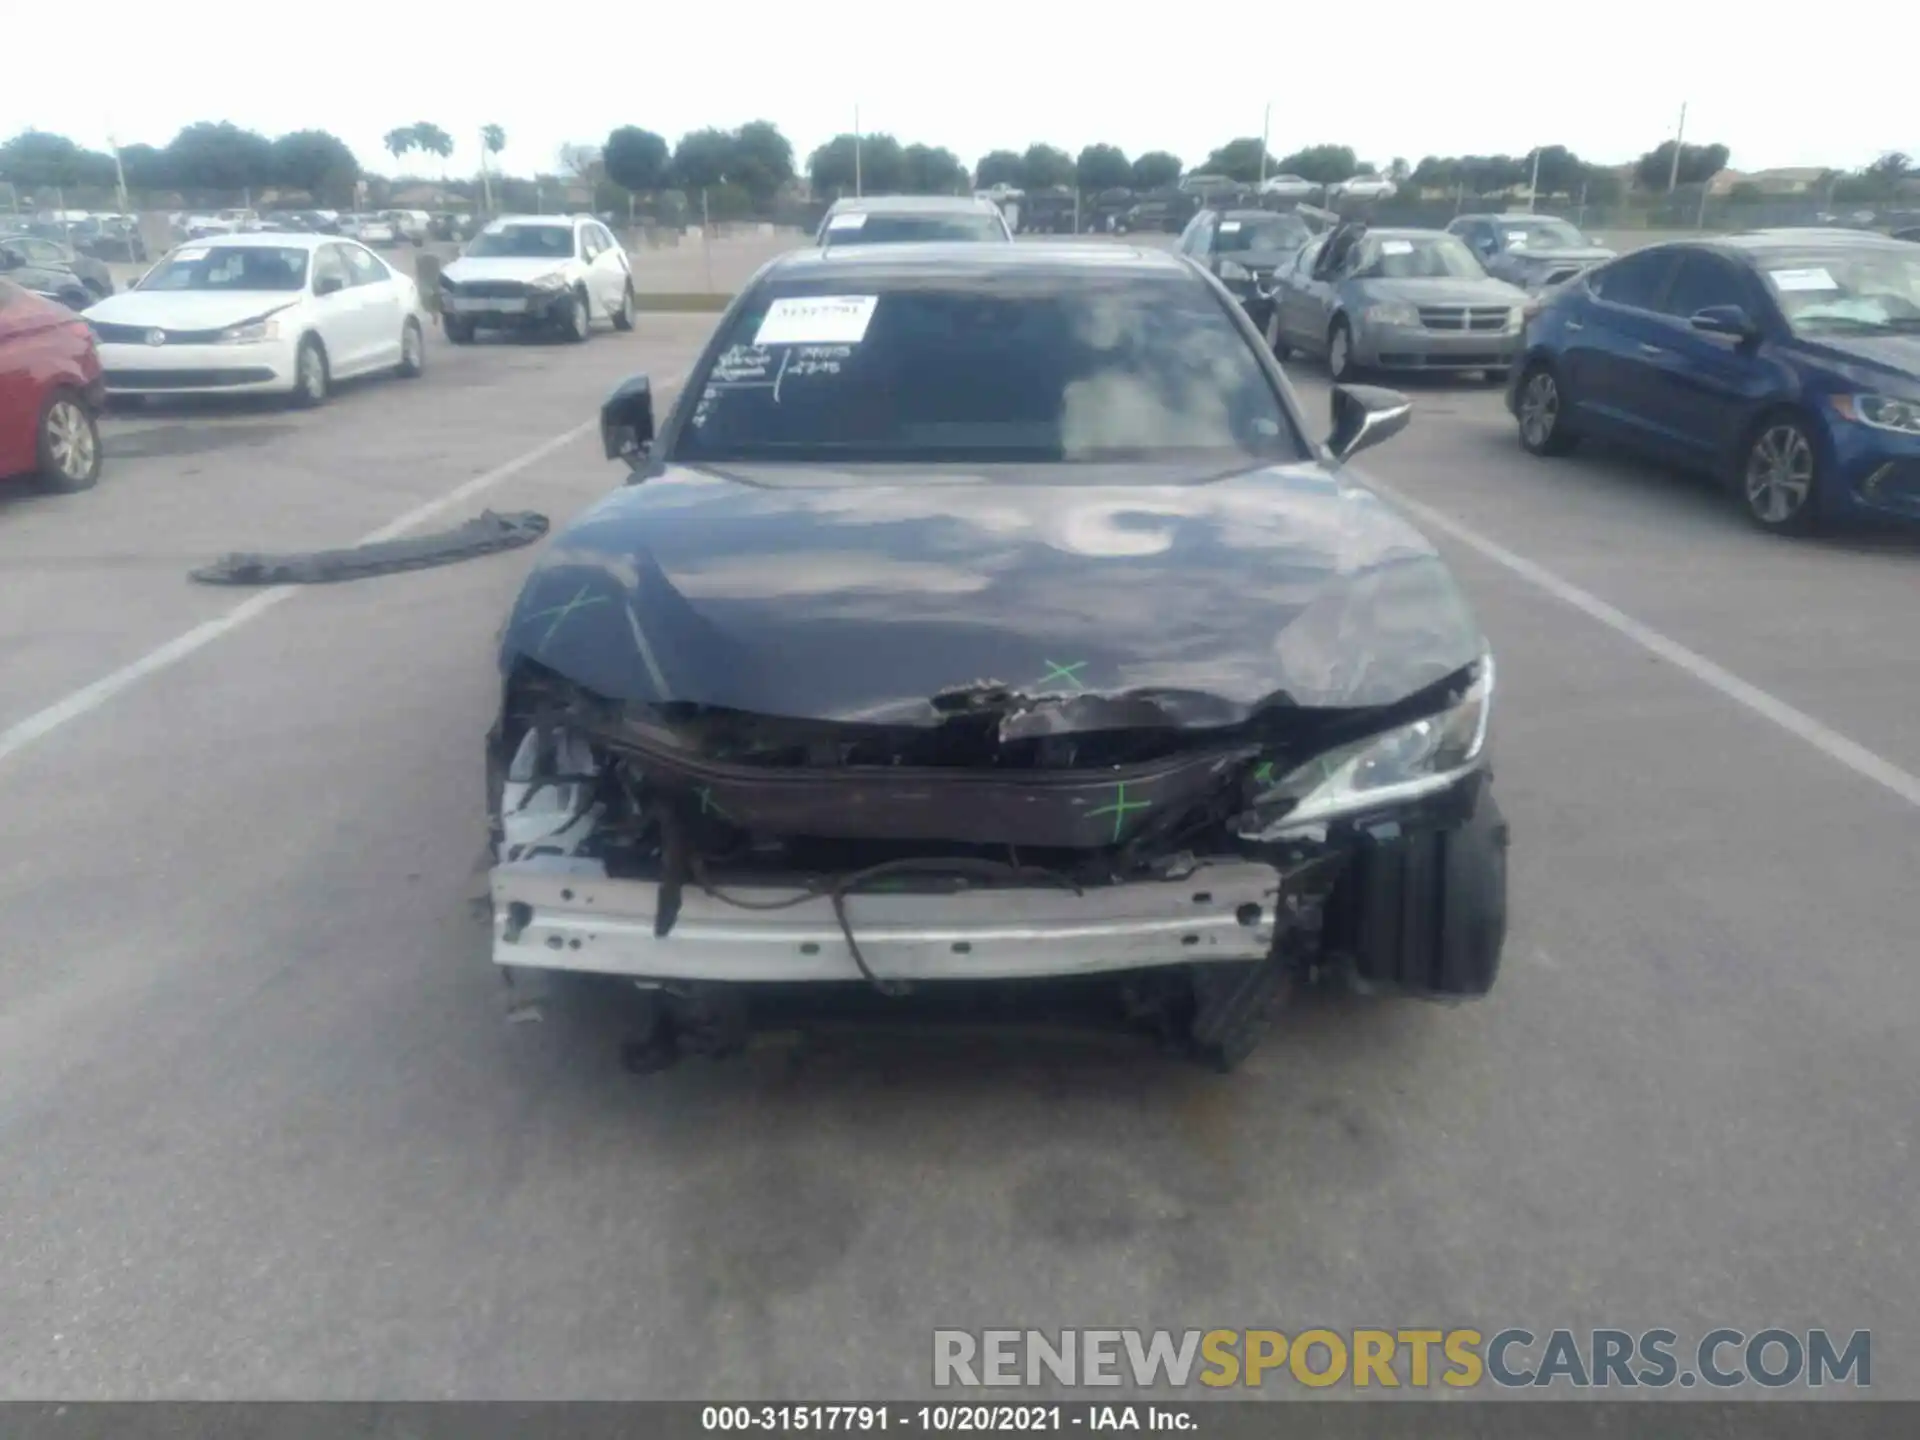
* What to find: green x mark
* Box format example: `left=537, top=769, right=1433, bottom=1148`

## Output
left=695, top=786, right=730, bottom=819
left=528, top=584, right=611, bottom=653
left=1036, top=659, right=1088, bottom=692
left=1253, top=761, right=1276, bottom=786
left=1087, top=781, right=1154, bottom=843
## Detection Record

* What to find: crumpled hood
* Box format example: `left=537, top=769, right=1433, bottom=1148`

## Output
left=499, top=459, right=1487, bottom=728
left=1352, top=276, right=1527, bottom=306
left=82, top=290, right=301, bottom=330
left=442, top=255, right=573, bottom=285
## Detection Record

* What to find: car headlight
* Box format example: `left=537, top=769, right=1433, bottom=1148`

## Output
left=1507, top=306, right=1526, bottom=329
left=218, top=318, right=280, bottom=344
left=532, top=272, right=571, bottom=291
left=1366, top=300, right=1419, bottom=327
left=1238, top=655, right=1495, bottom=840
left=1834, top=394, right=1920, bottom=436
left=1218, top=259, right=1254, bottom=283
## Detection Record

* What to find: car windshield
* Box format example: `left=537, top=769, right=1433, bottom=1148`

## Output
left=1216, top=215, right=1311, bottom=254
left=1502, top=218, right=1587, bottom=249
left=140, top=245, right=310, bottom=291
left=674, top=277, right=1306, bottom=466
left=466, top=225, right=575, bottom=258
left=1761, top=250, right=1920, bottom=334
left=1354, top=235, right=1487, bottom=279
left=825, top=214, right=1007, bottom=245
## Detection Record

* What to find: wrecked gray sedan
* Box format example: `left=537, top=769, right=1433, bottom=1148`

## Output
left=486, top=242, right=1509, bottom=1071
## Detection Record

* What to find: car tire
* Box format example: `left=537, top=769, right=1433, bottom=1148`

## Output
left=1327, top=318, right=1359, bottom=381
left=1265, top=308, right=1290, bottom=360
left=31, top=387, right=102, bottom=494
left=611, top=282, right=637, bottom=332
left=1737, top=411, right=1823, bottom=536
left=444, top=315, right=476, bottom=345
left=396, top=317, right=426, bottom=378
left=562, top=288, right=592, bottom=343
left=1515, top=360, right=1578, bottom=456
left=290, top=335, right=330, bottom=409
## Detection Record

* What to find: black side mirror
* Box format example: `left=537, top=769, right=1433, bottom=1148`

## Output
left=1325, top=383, right=1412, bottom=463
left=601, top=373, right=655, bottom=465
left=315, top=274, right=346, bottom=296
left=1690, top=304, right=1757, bottom=341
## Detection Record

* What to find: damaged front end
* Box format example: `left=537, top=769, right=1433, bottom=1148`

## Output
left=485, top=653, right=1508, bottom=1071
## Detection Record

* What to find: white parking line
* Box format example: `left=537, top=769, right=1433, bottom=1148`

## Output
left=1372, top=479, right=1920, bottom=810
left=0, top=373, right=684, bottom=769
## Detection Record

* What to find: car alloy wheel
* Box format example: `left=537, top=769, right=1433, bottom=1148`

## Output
left=1744, top=421, right=1816, bottom=532
left=294, top=338, right=329, bottom=407
left=47, top=399, right=96, bottom=480
left=1519, top=372, right=1558, bottom=447
left=613, top=285, right=636, bottom=332
left=398, top=319, right=425, bottom=377
left=1328, top=322, right=1353, bottom=380
left=568, top=293, right=590, bottom=342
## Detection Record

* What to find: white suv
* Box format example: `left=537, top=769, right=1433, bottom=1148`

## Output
left=437, top=214, right=636, bottom=344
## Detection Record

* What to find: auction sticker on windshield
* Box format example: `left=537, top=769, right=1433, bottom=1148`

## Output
left=754, top=295, right=879, bottom=346
left=1381, top=240, right=1413, bottom=255
left=826, top=212, right=867, bottom=231
left=172, top=247, right=210, bottom=262
left=1768, top=267, right=1838, bottom=291
left=1219, top=220, right=1242, bottom=232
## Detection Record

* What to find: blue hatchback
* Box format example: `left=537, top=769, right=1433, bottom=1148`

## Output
left=1507, top=229, right=1920, bottom=534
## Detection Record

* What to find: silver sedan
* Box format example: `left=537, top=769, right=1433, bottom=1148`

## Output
left=1264, top=228, right=1529, bottom=382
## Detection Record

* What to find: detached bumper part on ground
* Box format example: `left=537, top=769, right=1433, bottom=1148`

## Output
left=485, top=662, right=1510, bottom=1071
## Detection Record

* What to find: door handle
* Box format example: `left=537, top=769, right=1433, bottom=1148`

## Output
left=1639, top=342, right=1666, bottom=355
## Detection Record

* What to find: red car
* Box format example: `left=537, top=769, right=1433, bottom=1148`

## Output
left=0, top=278, right=105, bottom=494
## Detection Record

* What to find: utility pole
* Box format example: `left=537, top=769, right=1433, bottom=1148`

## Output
left=107, top=135, right=130, bottom=214
left=1528, top=148, right=1541, bottom=212
left=1666, top=102, right=1687, bottom=193
left=854, top=105, right=863, bottom=198
left=1259, top=102, right=1271, bottom=186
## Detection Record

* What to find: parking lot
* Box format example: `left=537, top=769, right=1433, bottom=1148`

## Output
left=2, top=232, right=1918, bottom=1399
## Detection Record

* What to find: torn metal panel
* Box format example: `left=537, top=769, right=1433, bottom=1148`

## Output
left=491, top=859, right=1283, bottom=984
left=192, top=509, right=548, bottom=585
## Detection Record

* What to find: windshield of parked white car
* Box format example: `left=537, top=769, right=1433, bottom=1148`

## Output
left=824, top=214, right=1007, bottom=245
left=674, top=277, right=1307, bottom=466
left=1762, top=250, right=1920, bottom=334
left=140, top=245, right=310, bottom=291
left=1216, top=215, right=1312, bottom=254
left=1353, top=235, right=1487, bottom=280
left=1504, top=218, right=1587, bottom=248
left=466, top=225, right=575, bottom=258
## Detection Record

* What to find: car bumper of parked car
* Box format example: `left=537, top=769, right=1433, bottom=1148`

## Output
left=491, top=857, right=1287, bottom=986
left=1353, top=323, right=1523, bottom=372
left=97, top=339, right=300, bottom=396
left=1826, top=415, right=1920, bottom=522
left=442, top=289, right=574, bottom=329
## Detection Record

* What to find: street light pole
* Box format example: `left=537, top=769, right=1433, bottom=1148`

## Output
left=1528, top=147, right=1541, bottom=212
left=1259, top=102, right=1271, bottom=186
left=107, top=135, right=130, bottom=214
left=854, top=105, right=863, bottom=198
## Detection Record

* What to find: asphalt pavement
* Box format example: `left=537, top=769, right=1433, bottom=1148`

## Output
left=2, top=295, right=1917, bottom=1400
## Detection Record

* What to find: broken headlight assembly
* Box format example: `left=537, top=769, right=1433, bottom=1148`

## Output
left=1238, top=655, right=1494, bottom=840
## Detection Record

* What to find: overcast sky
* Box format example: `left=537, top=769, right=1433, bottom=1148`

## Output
left=9, top=2, right=1910, bottom=182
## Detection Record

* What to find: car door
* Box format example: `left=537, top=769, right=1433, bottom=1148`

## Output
left=1566, top=248, right=1683, bottom=447
left=591, top=223, right=631, bottom=310
left=309, top=243, right=374, bottom=370
left=340, top=243, right=404, bottom=365
left=1276, top=237, right=1330, bottom=347
left=1633, top=250, right=1778, bottom=467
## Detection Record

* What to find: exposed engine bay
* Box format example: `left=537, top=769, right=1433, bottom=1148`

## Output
left=485, top=660, right=1509, bottom=1071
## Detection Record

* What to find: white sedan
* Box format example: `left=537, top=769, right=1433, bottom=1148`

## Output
left=82, top=233, right=429, bottom=406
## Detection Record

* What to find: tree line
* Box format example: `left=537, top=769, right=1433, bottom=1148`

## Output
left=3, top=120, right=1913, bottom=211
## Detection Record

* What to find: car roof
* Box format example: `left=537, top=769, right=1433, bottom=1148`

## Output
left=764, top=242, right=1193, bottom=283
left=1637, top=229, right=1914, bottom=263
left=177, top=231, right=334, bottom=251
left=1213, top=209, right=1307, bottom=222
left=824, top=195, right=1002, bottom=217
left=1357, top=228, right=1453, bottom=241
left=484, top=214, right=580, bottom=229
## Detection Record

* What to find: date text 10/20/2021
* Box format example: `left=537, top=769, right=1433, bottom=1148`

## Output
left=702, top=1407, right=1193, bottom=1432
